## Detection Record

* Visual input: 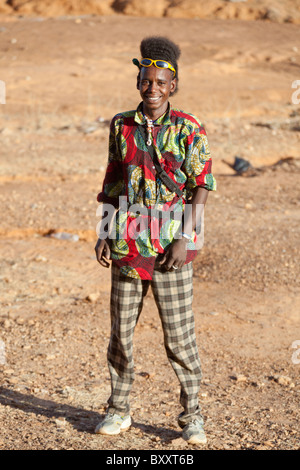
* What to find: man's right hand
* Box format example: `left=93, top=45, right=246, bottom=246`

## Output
left=95, top=238, right=111, bottom=268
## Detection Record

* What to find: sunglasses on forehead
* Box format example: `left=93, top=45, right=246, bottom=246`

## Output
left=132, top=58, right=176, bottom=77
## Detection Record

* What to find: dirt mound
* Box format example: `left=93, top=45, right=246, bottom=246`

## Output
left=0, top=13, right=299, bottom=451
left=165, top=0, right=300, bottom=22
left=1, top=0, right=300, bottom=23
left=0, top=0, right=113, bottom=16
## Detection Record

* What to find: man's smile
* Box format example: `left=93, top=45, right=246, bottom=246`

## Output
left=144, top=96, right=162, bottom=102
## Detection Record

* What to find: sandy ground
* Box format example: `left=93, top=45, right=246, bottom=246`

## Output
left=0, top=13, right=299, bottom=450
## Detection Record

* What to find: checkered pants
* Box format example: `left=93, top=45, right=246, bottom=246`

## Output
left=106, top=261, right=203, bottom=426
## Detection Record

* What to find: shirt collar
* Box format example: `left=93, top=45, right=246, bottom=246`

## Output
left=134, top=101, right=172, bottom=126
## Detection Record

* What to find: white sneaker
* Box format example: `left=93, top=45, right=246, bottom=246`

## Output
left=182, top=417, right=207, bottom=445
left=95, top=412, right=132, bottom=435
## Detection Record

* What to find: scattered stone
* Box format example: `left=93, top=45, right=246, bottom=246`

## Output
left=231, top=374, right=248, bottom=383
left=79, top=124, right=98, bottom=134
left=274, top=375, right=294, bottom=387
left=138, top=371, right=150, bottom=379
left=7, top=377, right=18, bottom=385
left=48, top=232, right=79, bottom=242
left=45, top=354, right=56, bottom=360
left=263, top=440, right=274, bottom=448
left=34, top=255, right=48, bottom=262
left=85, top=293, right=100, bottom=303
left=3, top=319, right=11, bottom=329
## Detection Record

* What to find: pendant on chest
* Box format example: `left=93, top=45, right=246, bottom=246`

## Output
left=145, top=117, right=154, bottom=146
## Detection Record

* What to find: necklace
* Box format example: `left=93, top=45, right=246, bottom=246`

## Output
left=145, top=116, right=154, bottom=146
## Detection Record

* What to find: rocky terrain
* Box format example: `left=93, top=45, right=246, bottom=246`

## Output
left=1, top=0, right=300, bottom=24
left=0, top=3, right=299, bottom=450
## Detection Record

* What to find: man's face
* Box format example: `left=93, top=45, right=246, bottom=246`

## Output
left=138, top=65, right=176, bottom=116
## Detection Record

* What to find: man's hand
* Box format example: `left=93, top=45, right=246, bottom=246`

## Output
left=158, top=238, right=188, bottom=271
left=158, top=187, right=209, bottom=271
left=95, top=238, right=111, bottom=268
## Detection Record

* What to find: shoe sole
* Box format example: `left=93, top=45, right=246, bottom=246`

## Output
left=186, top=435, right=207, bottom=445
left=95, top=418, right=132, bottom=436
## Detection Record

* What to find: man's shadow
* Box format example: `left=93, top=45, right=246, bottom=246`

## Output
left=0, top=386, right=100, bottom=434
left=0, top=387, right=181, bottom=442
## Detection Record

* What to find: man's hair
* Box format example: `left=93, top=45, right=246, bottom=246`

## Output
left=138, top=36, right=181, bottom=94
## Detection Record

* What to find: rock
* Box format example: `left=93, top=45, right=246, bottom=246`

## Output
left=79, top=124, right=99, bottom=134
left=263, top=7, right=282, bottom=22
left=116, top=0, right=169, bottom=17
left=3, top=319, right=11, bottom=329
left=55, top=418, right=66, bottom=426
left=274, top=375, right=294, bottom=387
left=0, top=0, right=12, bottom=13
left=34, top=255, right=47, bottom=262
left=138, top=371, right=150, bottom=379
left=86, top=293, right=100, bottom=303
left=166, top=0, right=221, bottom=18
left=231, top=374, right=248, bottom=383
left=49, top=232, right=79, bottom=242
left=46, top=354, right=56, bottom=360
left=7, top=377, right=19, bottom=385
left=7, top=0, right=113, bottom=16
left=263, top=440, right=274, bottom=448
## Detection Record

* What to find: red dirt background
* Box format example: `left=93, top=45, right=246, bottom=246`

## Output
left=0, top=0, right=299, bottom=450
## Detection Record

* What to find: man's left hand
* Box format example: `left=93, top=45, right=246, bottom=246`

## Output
left=158, top=238, right=188, bottom=271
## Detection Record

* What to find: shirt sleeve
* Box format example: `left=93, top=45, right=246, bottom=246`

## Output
left=182, top=122, right=217, bottom=199
left=97, top=116, right=125, bottom=208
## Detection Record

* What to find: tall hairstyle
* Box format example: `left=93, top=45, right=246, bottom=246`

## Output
left=137, top=36, right=181, bottom=94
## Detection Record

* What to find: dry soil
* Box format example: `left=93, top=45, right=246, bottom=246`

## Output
left=0, top=9, right=299, bottom=451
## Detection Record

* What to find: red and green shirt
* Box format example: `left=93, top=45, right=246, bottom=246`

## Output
left=97, top=102, right=216, bottom=280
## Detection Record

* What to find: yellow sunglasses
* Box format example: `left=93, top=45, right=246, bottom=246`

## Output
left=132, top=58, right=176, bottom=77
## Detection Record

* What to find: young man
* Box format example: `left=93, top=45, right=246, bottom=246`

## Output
left=94, top=36, right=216, bottom=445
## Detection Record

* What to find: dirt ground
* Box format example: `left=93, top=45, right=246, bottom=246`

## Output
left=0, top=10, right=299, bottom=451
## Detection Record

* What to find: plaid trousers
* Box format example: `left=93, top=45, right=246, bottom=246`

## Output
left=106, top=261, right=203, bottom=426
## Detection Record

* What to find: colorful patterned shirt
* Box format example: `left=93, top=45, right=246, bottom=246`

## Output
left=97, top=102, right=216, bottom=280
